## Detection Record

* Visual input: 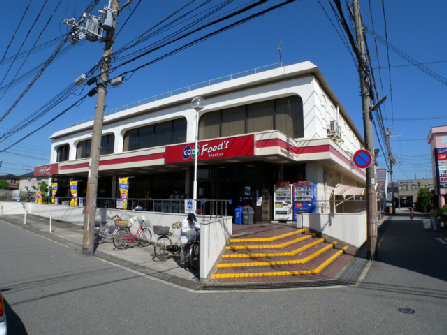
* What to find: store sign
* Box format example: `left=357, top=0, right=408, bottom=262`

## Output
left=34, top=163, right=58, bottom=176
left=436, top=148, right=447, bottom=189
left=165, top=135, right=254, bottom=163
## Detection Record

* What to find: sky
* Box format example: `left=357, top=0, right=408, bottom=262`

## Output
left=0, top=0, right=446, bottom=183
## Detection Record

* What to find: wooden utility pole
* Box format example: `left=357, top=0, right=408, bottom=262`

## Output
left=83, top=0, right=120, bottom=255
left=352, top=0, right=377, bottom=259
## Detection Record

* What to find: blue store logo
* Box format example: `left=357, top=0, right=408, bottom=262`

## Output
left=183, top=146, right=191, bottom=160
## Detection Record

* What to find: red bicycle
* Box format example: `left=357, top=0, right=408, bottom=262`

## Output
left=113, top=216, right=152, bottom=250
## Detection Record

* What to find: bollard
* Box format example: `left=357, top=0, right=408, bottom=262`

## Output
left=24, top=210, right=27, bottom=225
left=1, top=204, right=3, bottom=216
left=49, top=212, right=52, bottom=233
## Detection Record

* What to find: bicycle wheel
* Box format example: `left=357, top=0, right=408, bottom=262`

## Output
left=189, top=242, right=200, bottom=269
left=138, top=227, right=152, bottom=247
left=154, top=236, right=169, bottom=261
left=113, top=228, right=129, bottom=249
left=96, top=229, right=106, bottom=244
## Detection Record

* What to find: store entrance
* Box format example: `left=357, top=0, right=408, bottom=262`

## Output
left=193, top=161, right=277, bottom=222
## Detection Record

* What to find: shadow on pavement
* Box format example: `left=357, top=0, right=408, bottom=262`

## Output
left=375, top=209, right=447, bottom=282
left=3, top=298, right=28, bottom=335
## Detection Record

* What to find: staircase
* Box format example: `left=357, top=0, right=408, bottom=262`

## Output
left=209, top=224, right=349, bottom=284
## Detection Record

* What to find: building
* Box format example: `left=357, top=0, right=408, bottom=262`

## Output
left=34, top=62, right=366, bottom=221
left=18, top=172, right=49, bottom=195
left=387, top=178, right=434, bottom=208
left=0, top=174, right=20, bottom=190
left=427, top=125, right=447, bottom=208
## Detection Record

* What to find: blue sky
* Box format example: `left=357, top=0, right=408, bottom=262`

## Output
left=0, top=0, right=445, bottom=183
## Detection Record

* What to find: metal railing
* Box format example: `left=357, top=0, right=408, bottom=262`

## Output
left=3, top=195, right=230, bottom=219
left=69, top=63, right=284, bottom=127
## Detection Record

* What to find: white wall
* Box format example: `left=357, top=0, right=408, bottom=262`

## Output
left=200, top=217, right=232, bottom=280
left=299, top=211, right=366, bottom=247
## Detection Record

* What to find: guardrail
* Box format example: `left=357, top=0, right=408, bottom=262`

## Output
left=1, top=195, right=229, bottom=219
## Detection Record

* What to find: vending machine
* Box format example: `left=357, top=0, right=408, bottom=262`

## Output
left=293, top=181, right=317, bottom=219
left=274, top=182, right=293, bottom=221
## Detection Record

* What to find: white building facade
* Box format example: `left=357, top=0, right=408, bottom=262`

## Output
left=35, top=62, right=366, bottom=221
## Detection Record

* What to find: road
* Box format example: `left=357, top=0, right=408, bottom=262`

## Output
left=1, top=208, right=446, bottom=334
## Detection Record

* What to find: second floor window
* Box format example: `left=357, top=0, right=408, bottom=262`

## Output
left=123, top=118, right=186, bottom=152
left=76, top=134, right=115, bottom=159
left=56, top=144, right=70, bottom=162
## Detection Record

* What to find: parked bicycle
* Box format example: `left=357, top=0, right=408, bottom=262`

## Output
left=113, top=216, right=152, bottom=250
left=153, top=222, right=183, bottom=261
left=96, top=214, right=123, bottom=244
left=186, top=230, right=200, bottom=270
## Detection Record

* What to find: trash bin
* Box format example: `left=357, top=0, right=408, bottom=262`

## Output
left=243, top=206, right=254, bottom=225
left=234, top=206, right=243, bottom=224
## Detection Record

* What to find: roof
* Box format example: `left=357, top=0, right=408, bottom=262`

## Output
left=334, top=184, right=365, bottom=196
left=49, top=62, right=364, bottom=145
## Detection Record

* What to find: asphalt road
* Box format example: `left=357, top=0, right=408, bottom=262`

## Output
left=1, top=208, right=446, bottom=334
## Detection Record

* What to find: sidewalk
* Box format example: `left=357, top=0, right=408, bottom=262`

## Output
left=0, top=213, right=390, bottom=290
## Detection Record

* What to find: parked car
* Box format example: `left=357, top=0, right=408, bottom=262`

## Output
left=0, top=291, right=7, bottom=335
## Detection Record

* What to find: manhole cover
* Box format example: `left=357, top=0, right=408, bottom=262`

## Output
left=399, top=308, right=415, bottom=314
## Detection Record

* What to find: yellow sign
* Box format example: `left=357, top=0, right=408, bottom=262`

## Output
left=51, top=183, right=58, bottom=204
left=119, top=178, right=128, bottom=210
left=36, top=184, right=42, bottom=204
left=70, top=181, right=78, bottom=206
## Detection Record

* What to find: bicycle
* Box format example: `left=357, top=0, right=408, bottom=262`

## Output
left=153, top=222, right=182, bottom=261
left=113, top=216, right=152, bottom=250
left=96, top=214, right=123, bottom=244
left=187, top=230, right=200, bottom=270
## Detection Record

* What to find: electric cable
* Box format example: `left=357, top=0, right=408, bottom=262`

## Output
left=0, top=0, right=33, bottom=65
left=380, top=0, right=394, bottom=124
left=0, top=0, right=49, bottom=88
left=0, top=0, right=64, bottom=101
left=0, top=93, right=89, bottom=153
left=113, top=0, right=295, bottom=75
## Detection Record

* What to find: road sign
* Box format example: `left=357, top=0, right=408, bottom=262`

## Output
left=353, top=149, right=372, bottom=169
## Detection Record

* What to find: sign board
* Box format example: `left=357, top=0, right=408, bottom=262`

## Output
left=436, top=148, right=447, bottom=189
left=165, top=135, right=254, bottom=163
left=353, top=149, right=372, bottom=169
left=185, top=199, right=194, bottom=213
left=34, top=163, right=58, bottom=176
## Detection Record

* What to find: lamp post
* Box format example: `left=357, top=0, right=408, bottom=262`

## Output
left=191, top=96, right=206, bottom=208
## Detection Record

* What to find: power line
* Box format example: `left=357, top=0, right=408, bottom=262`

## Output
left=115, top=0, right=297, bottom=77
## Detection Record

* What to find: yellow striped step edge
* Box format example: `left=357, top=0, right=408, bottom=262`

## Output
left=226, top=233, right=315, bottom=250
left=222, top=237, right=325, bottom=258
left=218, top=242, right=336, bottom=267
left=230, top=229, right=307, bottom=243
left=212, top=246, right=348, bottom=278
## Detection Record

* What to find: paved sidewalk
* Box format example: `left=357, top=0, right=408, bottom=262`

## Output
left=0, top=213, right=390, bottom=290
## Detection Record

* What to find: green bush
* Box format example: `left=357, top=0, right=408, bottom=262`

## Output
left=417, top=188, right=431, bottom=213
left=439, top=204, right=447, bottom=220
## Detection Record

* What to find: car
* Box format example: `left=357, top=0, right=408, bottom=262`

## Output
left=0, top=291, right=6, bottom=335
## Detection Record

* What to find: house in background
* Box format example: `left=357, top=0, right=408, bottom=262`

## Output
left=18, top=172, right=49, bottom=195
left=0, top=174, right=20, bottom=190
left=427, top=125, right=447, bottom=208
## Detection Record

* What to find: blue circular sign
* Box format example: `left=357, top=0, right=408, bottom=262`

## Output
left=353, top=149, right=372, bottom=168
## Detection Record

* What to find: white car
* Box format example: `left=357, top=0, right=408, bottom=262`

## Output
left=0, top=291, right=6, bottom=335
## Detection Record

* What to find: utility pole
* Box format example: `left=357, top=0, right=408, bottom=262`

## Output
left=83, top=0, right=120, bottom=255
left=386, top=128, right=400, bottom=215
left=352, top=0, right=377, bottom=260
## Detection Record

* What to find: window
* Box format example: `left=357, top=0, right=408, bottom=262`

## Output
left=56, top=144, right=70, bottom=162
left=124, top=118, right=186, bottom=152
left=100, top=134, right=115, bottom=155
left=77, top=135, right=115, bottom=159
left=199, top=95, right=304, bottom=140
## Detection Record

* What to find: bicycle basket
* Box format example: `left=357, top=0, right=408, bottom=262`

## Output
left=153, top=225, right=170, bottom=235
left=172, top=221, right=182, bottom=229
left=186, top=231, right=197, bottom=242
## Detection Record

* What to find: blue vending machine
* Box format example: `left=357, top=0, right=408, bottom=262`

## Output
left=293, top=181, right=317, bottom=219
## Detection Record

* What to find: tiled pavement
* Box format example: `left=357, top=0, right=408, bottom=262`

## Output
left=0, top=214, right=388, bottom=291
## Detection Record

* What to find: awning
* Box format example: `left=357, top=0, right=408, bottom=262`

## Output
left=334, top=184, right=365, bottom=196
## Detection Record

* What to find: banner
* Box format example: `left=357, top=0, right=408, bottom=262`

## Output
left=51, top=183, right=58, bottom=204
left=118, top=177, right=128, bottom=209
left=70, top=181, right=78, bottom=206
left=36, top=184, right=42, bottom=204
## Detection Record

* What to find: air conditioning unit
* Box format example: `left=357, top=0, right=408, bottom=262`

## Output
left=328, top=120, right=341, bottom=137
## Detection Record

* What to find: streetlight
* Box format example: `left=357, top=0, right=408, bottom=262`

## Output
left=191, top=96, right=206, bottom=207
